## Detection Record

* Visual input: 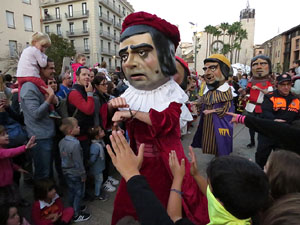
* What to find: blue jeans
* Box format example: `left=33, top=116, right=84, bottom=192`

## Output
left=65, top=175, right=84, bottom=217
left=94, top=173, right=103, bottom=197
left=31, top=138, right=53, bottom=179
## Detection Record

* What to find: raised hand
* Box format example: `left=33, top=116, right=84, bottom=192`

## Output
left=169, top=150, right=185, bottom=180
left=188, top=146, right=199, bottom=177
left=107, top=131, right=144, bottom=181
left=109, top=97, right=129, bottom=109
left=26, top=136, right=36, bottom=149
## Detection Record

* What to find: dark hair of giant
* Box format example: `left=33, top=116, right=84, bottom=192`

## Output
left=266, top=150, right=300, bottom=200
left=250, top=55, right=272, bottom=75
left=120, top=25, right=177, bottom=76
left=261, top=193, right=300, bottom=225
left=207, top=155, right=269, bottom=219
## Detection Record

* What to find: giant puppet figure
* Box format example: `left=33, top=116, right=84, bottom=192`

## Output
left=244, top=55, right=273, bottom=148
left=110, top=12, right=209, bottom=225
left=191, top=54, right=234, bottom=156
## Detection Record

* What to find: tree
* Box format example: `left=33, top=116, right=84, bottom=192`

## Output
left=220, top=22, right=229, bottom=44
left=46, top=33, right=76, bottom=75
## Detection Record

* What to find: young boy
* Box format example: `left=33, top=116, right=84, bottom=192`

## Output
left=189, top=147, right=269, bottom=224
left=59, top=117, right=91, bottom=222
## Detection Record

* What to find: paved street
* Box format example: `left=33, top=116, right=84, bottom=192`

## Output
left=20, top=120, right=255, bottom=225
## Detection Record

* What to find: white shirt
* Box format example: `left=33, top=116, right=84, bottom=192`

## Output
left=16, top=46, right=48, bottom=78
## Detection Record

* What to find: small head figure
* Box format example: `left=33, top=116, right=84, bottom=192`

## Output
left=31, top=32, right=51, bottom=53
left=276, top=73, right=292, bottom=96
left=174, top=56, right=190, bottom=90
left=207, top=155, right=269, bottom=219
left=0, top=125, right=9, bottom=146
left=75, top=53, right=86, bottom=65
left=59, top=117, right=80, bottom=136
left=250, top=55, right=272, bottom=79
left=119, top=12, right=180, bottom=90
left=264, top=150, right=300, bottom=200
left=0, top=204, right=21, bottom=225
left=47, top=77, right=58, bottom=92
left=88, top=126, right=105, bottom=140
left=203, top=54, right=231, bottom=90
left=92, top=73, right=108, bottom=94
left=34, top=178, right=57, bottom=202
left=76, top=66, right=90, bottom=87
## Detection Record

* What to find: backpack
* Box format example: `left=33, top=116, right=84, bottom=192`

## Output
left=56, top=89, right=78, bottom=119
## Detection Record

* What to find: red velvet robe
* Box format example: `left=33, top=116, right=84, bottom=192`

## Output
left=111, top=102, right=209, bottom=225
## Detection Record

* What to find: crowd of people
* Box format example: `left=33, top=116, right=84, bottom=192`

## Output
left=0, top=10, right=300, bottom=225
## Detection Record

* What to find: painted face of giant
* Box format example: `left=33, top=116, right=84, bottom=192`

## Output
left=119, top=33, right=169, bottom=90
left=251, top=58, right=270, bottom=78
left=203, top=62, right=225, bottom=85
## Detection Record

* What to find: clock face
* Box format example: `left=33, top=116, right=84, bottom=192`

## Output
left=211, top=41, right=224, bottom=54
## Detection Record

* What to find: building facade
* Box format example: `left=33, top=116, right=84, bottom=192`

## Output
left=262, top=24, right=300, bottom=73
left=40, top=0, right=134, bottom=71
left=0, top=0, right=41, bottom=74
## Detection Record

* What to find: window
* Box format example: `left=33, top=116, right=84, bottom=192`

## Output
left=119, top=18, right=121, bottom=25
left=114, top=44, right=117, bottom=54
left=122, top=7, right=125, bottom=15
left=108, top=42, right=111, bottom=53
left=82, top=3, right=87, bottom=15
left=83, top=20, right=88, bottom=32
left=69, top=22, right=74, bottom=33
left=100, top=22, right=103, bottom=31
left=107, top=11, right=110, bottom=20
left=84, top=38, right=89, bottom=51
left=101, top=57, right=104, bottom=63
left=115, top=59, right=117, bottom=68
left=45, top=25, right=49, bottom=33
left=6, top=11, right=15, bottom=28
left=100, top=40, right=103, bottom=49
left=22, top=0, right=31, bottom=4
left=56, top=24, right=61, bottom=36
left=24, top=15, right=33, bottom=31
left=55, top=7, right=60, bottom=19
left=108, top=26, right=110, bottom=35
left=68, top=5, right=73, bottom=17
left=109, top=58, right=112, bottom=69
left=113, top=0, right=115, bottom=7
left=296, top=39, right=300, bottom=49
left=99, top=5, right=102, bottom=16
left=114, top=30, right=116, bottom=39
left=9, top=41, right=17, bottom=57
left=113, top=15, right=116, bottom=25
left=70, top=40, right=74, bottom=46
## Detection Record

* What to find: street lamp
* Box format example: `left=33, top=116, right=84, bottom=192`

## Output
left=193, top=31, right=202, bottom=73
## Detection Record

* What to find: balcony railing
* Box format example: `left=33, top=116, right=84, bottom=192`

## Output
left=76, top=47, right=90, bottom=54
left=65, top=10, right=89, bottom=20
left=100, top=48, right=113, bottom=56
left=99, top=30, right=113, bottom=40
left=99, top=13, right=113, bottom=24
left=99, top=0, right=122, bottom=17
left=113, top=22, right=122, bottom=30
left=42, top=15, right=62, bottom=23
left=113, top=35, right=120, bottom=43
left=66, top=29, right=89, bottom=37
left=40, top=0, right=82, bottom=7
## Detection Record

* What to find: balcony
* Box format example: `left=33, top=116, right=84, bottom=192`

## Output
left=99, top=30, right=112, bottom=40
left=114, top=22, right=122, bottom=31
left=113, top=35, right=120, bottom=43
left=65, top=10, right=89, bottom=20
left=66, top=29, right=89, bottom=37
left=42, top=15, right=62, bottom=24
left=100, top=48, right=113, bottom=56
left=99, top=13, right=113, bottom=24
left=40, top=0, right=82, bottom=7
left=99, top=0, right=122, bottom=17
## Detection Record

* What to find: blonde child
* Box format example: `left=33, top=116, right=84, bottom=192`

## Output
left=0, top=125, right=35, bottom=205
left=32, top=179, right=74, bottom=225
left=16, top=32, right=60, bottom=119
left=71, top=54, right=86, bottom=84
left=88, top=126, right=108, bottom=201
left=59, top=117, right=90, bottom=222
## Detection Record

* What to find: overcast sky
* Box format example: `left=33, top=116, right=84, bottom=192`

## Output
left=127, top=0, right=299, bottom=45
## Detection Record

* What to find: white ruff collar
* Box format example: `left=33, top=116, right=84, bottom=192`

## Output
left=203, top=82, right=233, bottom=95
left=120, top=79, right=193, bottom=125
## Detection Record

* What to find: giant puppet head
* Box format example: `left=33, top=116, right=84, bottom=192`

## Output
left=250, top=55, right=272, bottom=79
left=119, top=12, right=180, bottom=90
left=203, top=54, right=231, bottom=90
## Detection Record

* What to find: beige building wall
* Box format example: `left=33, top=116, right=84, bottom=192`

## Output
left=0, top=0, right=41, bottom=74
left=290, top=35, right=300, bottom=66
left=40, top=0, right=134, bottom=71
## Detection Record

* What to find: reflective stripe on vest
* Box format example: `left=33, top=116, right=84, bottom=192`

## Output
left=269, top=96, right=300, bottom=112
